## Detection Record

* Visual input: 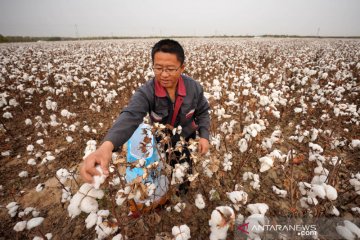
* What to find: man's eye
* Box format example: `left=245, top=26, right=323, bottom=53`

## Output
left=167, top=69, right=176, bottom=71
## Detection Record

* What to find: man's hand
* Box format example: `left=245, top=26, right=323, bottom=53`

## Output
left=198, top=138, right=209, bottom=155
left=80, top=141, right=114, bottom=183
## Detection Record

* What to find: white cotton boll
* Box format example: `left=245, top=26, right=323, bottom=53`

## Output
left=238, top=138, right=248, bottom=153
left=311, top=129, right=319, bottom=141
left=172, top=224, right=191, bottom=240
left=309, top=142, right=323, bottom=153
left=136, top=158, right=146, bottom=168
left=3, top=112, right=13, bottom=119
left=246, top=203, right=269, bottom=215
left=26, top=217, right=44, bottom=230
left=27, top=144, right=34, bottom=152
left=92, top=165, right=107, bottom=189
left=294, top=108, right=302, bottom=113
left=226, top=191, right=248, bottom=205
left=250, top=129, right=258, bottom=137
left=35, top=183, right=45, bottom=192
left=222, top=158, right=233, bottom=171
left=116, top=190, right=126, bottom=206
left=14, top=221, right=27, bottom=232
left=68, top=201, right=82, bottom=218
left=1, top=150, right=11, bottom=156
left=311, top=184, right=326, bottom=199
left=46, top=155, right=55, bottom=162
left=307, top=196, right=319, bottom=206
left=6, top=202, right=19, bottom=217
left=259, top=156, right=274, bottom=172
left=95, top=221, right=118, bottom=240
left=195, top=194, right=206, bottom=209
left=243, top=172, right=253, bottom=181
left=85, top=212, right=98, bottom=229
left=325, top=184, right=338, bottom=200
left=80, top=196, right=99, bottom=213
left=66, top=136, right=73, bottom=143
left=311, top=175, right=328, bottom=185
left=19, top=171, right=28, bottom=178
left=32, top=210, right=40, bottom=217
left=259, top=95, right=270, bottom=106
left=336, top=225, right=355, bottom=240
left=25, top=119, right=32, bottom=125
left=27, top=158, right=36, bottom=165
left=272, top=110, right=281, bottom=118
left=329, top=206, right=340, bottom=216
left=56, top=168, right=70, bottom=184
left=83, top=125, right=90, bottom=132
left=351, top=207, right=360, bottom=214
left=250, top=180, right=261, bottom=190
left=314, top=165, right=329, bottom=176
left=79, top=183, right=104, bottom=199
left=112, top=234, right=123, bottom=240
left=61, top=188, right=71, bottom=203
left=349, top=178, right=360, bottom=194
left=209, top=206, right=235, bottom=240
left=174, top=202, right=186, bottom=213
left=344, top=220, right=360, bottom=238
left=300, top=197, right=310, bottom=208
left=351, top=140, right=360, bottom=148
left=272, top=186, right=287, bottom=198
left=83, top=140, right=97, bottom=158
left=22, top=207, right=33, bottom=215
left=299, top=182, right=311, bottom=195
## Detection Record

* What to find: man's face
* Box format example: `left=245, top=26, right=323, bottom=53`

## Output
left=153, top=52, right=184, bottom=90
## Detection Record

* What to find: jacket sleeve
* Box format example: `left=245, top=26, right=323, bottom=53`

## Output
left=195, top=85, right=210, bottom=140
left=102, top=87, right=151, bottom=151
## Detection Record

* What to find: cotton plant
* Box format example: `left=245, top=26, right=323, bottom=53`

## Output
left=335, top=220, right=360, bottom=240
left=40, top=152, right=56, bottom=164
left=85, top=210, right=119, bottom=240
left=195, top=193, right=206, bottom=209
left=349, top=173, right=360, bottom=195
left=258, top=155, right=274, bottom=172
left=172, top=224, right=191, bottom=240
left=210, top=134, right=221, bottom=151
left=272, top=186, right=287, bottom=198
left=67, top=183, right=105, bottom=218
left=6, top=202, right=19, bottom=217
left=171, top=162, right=190, bottom=185
left=83, top=140, right=97, bottom=158
left=209, top=206, right=235, bottom=240
left=170, top=202, right=185, bottom=213
left=243, top=172, right=261, bottom=190
left=226, top=190, right=248, bottom=211
left=238, top=138, right=248, bottom=153
left=222, top=152, right=233, bottom=171
left=298, top=179, right=338, bottom=208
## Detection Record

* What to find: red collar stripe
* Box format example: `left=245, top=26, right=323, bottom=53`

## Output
left=154, top=76, right=186, bottom=97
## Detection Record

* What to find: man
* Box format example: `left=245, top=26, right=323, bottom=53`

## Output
left=80, top=39, right=210, bottom=186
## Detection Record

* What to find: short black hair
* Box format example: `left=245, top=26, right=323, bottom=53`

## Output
left=151, top=39, right=185, bottom=65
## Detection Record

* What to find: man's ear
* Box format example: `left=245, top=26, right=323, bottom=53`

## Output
left=180, top=63, right=186, bottom=73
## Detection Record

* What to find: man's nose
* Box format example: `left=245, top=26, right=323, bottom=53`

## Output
left=160, top=70, right=170, bottom=77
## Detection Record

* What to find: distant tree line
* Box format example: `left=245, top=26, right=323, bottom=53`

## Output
left=1, top=34, right=359, bottom=43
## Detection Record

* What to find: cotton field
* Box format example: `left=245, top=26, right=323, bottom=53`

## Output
left=0, top=38, right=360, bottom=239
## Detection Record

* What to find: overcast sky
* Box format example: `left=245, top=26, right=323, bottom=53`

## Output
left=0, top=0, right=359, bottom=37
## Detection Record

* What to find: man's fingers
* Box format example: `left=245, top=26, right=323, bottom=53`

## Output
left=100, top=159, right=109, bottom=175
left=198, top=143, right=203, bottom=153
left=88, top=167, right=101, bottom=177
left=83, top=171, right=94, bottom=183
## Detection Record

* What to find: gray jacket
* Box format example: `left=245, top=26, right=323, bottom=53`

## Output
left=103, top=74, right=210, bottom=151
